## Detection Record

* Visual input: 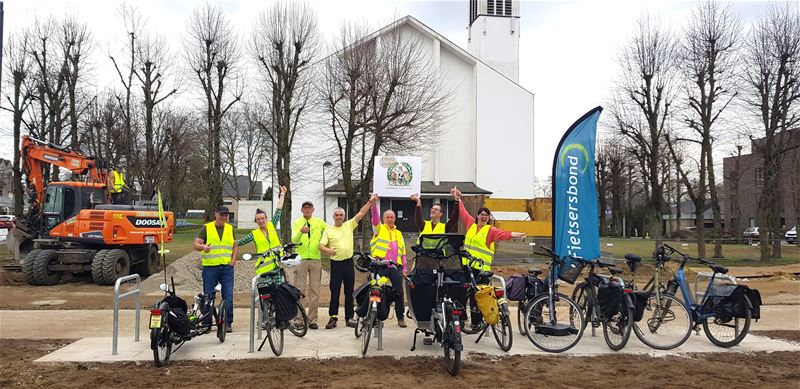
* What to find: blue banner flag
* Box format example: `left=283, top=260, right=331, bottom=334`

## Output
left=552, top=107, right=602, bottom=261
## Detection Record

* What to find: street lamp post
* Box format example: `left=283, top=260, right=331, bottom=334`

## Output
left=322, top=161, right=332, bottom=222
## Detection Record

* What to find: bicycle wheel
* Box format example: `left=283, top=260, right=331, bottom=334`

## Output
left=524, top=293, right=585, bottom=353
left=216, top=304, right=228, bottom=343
left=633, top=293, right=692, bottom=350
left=443, top=322, right=461, bottom=376
left=603, top=293, right=633, bottom=351
left=491, top=303, right=513, bottom=351
left=361, top=307, right=375, bottom=356
left=570, top=282, right=591, bottom=330
left=517, top=301, right=527, bottom=336
left=289, top=302, right=309, bottom=338
left=703, top=295, right=751, bottom=348
left=266, top=303, right=284, bottom=356
left=151, top=327, right=172, bottom=367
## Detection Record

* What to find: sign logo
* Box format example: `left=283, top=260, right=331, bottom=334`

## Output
left=127, top=216, right=162, bottom=227
left=43, top=154, right=59, bottom=162
left=386, top=162, right=413, bottom=186
left=560, top=143, right=590, bottom=174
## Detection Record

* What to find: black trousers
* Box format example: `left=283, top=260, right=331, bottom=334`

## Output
left=378, top=266, right=405, bottom=318
left=329, top=259, right=355, bottom=320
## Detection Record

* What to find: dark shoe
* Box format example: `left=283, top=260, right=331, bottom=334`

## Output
left=226, top=326, right=233, bottom=333
left=325, top=318, right=338, bottom=329
left=346, top=319, right=358, bottom=328
left=422, top=337, right=434, bottom=346
left=309, top=323, right=319, bottom=330
left=397, top=319, right=407, bottom=328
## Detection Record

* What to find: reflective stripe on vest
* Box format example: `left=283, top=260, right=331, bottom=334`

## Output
left=370, top=225, right=404, bottom=265
left=201, top=222, right=234, bottom=266
left=463, top=224, right=494, bottom=271
left=253, top=224, right=282, bottom=275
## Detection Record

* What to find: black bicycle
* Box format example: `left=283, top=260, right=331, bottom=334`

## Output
left=244, top=243, right=309, bottom=356
left=409, top=234, right=466, bottom=376
left=570, top=259, right=634, bottom=351
left=353, top=252, right=395, bottom=356
left=149, top=276, right=228, bottom=367
left=460, top=254, right=513, bottom=352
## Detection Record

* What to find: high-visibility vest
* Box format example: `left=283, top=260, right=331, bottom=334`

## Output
left=110, top=170, right=126, bottom=194
left=418, top=220, right=446, bottom=248
left=201, top=222, right=235, bottom=266
left=463, top=224, right=494, bottom=271
left=370, top=224, right=405, bottom=265
left=253, top=223, right=282, bottom=276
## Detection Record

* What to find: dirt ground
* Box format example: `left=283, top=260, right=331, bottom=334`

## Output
left=1, top=264, right=797, bottom=309
left=1, top=337, right=799, bottom=389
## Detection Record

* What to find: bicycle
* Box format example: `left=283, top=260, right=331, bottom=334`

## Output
left=630, top=244, right=752, bottom=349
left=515, top=268, right=545, bottom=337
left=570, top=259, right=634, bottom=351
left=149, top=276, right=229, bottom=367
left=408, top=234, right=466, bottom=376
left=243, top=243, right=309, bottom=356
left=353, top=252, right=395, bottom=356
left=460, top=254, right=513, bottom=352
left=520, top=245, right=585, bottom=353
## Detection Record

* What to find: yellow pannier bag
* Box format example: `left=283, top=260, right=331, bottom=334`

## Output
left=475, top=285, right=499, bottom=325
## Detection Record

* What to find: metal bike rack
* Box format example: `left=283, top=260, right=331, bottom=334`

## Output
left=112, top=274, right=141, bottom=355
left=248, top=275, right=264, bottom=353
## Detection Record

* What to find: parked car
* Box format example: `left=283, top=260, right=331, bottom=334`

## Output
left=0, top=215, right=15, bottom=229
left=786, top=226, right=797, bottom=244
left=742, top=227, right=760, bottom=241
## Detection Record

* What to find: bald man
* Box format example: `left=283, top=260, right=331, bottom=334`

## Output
left=369, top=197, right=408, bottom=328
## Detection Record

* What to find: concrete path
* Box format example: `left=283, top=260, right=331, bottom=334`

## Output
left=0, top=307, right=797, bottom=363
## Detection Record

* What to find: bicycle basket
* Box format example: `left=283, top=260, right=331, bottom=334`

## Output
left=557, top=258, right=585, bottom=284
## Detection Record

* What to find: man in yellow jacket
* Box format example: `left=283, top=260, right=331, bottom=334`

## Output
left=193, top=206, right=238, bottom=331
left=369, top=195, right=408, bottom=328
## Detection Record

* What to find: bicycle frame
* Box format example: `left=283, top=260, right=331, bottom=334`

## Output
left=670, top=257, right=719, bottom=324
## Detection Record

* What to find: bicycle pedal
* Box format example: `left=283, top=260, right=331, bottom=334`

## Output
left=423, top=338, right=434, bottom=346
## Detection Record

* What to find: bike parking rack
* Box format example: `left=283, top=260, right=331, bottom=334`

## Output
left=248, top=275, right=265, bottom=353
left=375, top=320, right=385, bottom=351
left=112, top=274, right=141, bottom=355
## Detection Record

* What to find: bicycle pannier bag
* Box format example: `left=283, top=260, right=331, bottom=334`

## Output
left=632, top=291, right=650, bottom=322
left=475, top=285, right=500, bottom=325
left=505, top=274, right=528, bottom=301
left=526, top=275, right=546, bottom=299
left=355, top=281, right=371, bottom=318
left=272, top=283, right=301, bottom=323
left=597, top=282, right=624, bottom=319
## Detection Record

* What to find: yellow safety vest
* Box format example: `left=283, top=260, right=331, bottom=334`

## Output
left=463, top=224, right=494, bottom=271
left=418, top=220, right=446, bottom=248
left=253, top=223, right=282, bottom=276
left=370, top=225, right=405, bottom=265
left=201, top=222, right=235, bottom=266
left=110, top=170, right=126, bottom=193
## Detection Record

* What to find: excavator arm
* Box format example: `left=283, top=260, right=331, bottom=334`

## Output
left=21, top=136, right=110, bottom=205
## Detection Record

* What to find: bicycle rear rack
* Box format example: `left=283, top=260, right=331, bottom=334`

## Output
left=112, top=274, right=141, bottom=355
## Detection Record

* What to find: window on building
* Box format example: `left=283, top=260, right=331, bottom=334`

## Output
left=755, top=167, right=764, bottom=188
left=487, top=0, right=494, bottom=15
left=504, top=0, right=512, bottom=16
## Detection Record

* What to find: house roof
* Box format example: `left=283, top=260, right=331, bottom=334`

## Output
left=662, top=200, right=726, bottom=220
left=324, top=180, right=492, bottom=196
left=222, top=175, right=263, bottom=200
left=325, top=15, right=534, bottom=97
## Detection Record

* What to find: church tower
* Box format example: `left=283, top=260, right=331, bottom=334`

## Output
left=468, top=0, right=520, bottom=82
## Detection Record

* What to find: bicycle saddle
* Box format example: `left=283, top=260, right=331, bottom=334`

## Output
left=711, top=264, right=728, bottom=275
left=528, top=268, right=543, bottom=277
left=624, top=254, right=641, bottom=263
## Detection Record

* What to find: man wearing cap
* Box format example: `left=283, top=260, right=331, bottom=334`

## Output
left=193, top=206, right=237, bottom=331
left=291, top=200, right=327, bottom=329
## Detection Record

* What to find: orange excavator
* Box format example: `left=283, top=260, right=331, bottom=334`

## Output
left=8, top=136, right=175, bottom=286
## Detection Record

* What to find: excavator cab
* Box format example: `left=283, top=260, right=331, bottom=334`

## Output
left=41, top=182, right=108, bottom=232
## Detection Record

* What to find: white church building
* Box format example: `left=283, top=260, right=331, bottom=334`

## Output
left=290, top=0, right=535, bottom=232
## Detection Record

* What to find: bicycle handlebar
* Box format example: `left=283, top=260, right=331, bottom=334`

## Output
left=659, top=244, right=721, bottom=271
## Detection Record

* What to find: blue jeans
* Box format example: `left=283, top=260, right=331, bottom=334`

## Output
left=202, top=265, right=234, bottom=325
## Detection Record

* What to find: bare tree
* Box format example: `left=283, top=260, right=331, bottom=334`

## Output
left=677, top=1, right=741, bottom=257
left=251, top=1, right=319, bottom=241
left=220, top=109, right=244, bottom=201
left=136, top=33, right=179, bottom=195
left=2, top=33, right=33, bottom=216
left=185, top=3, right=243, bottom=213
left=81, top=90, right=121, bottom=166
left=612, top=14, right=678, bottom=243
left=60, top=17, right=94, bottom=152
left=743, top=3, right=800, bottom=260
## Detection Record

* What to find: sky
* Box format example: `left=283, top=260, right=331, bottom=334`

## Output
left=0, top=0, right=777, bottom=179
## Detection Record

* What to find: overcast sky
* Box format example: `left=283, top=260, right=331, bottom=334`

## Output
left=0, top=0, right=776, bottom=179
